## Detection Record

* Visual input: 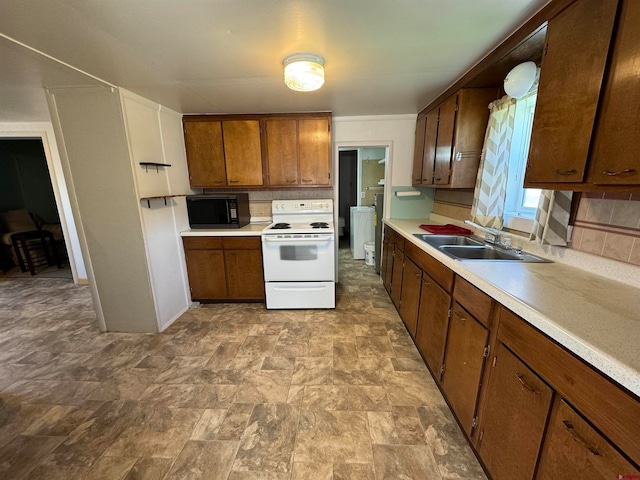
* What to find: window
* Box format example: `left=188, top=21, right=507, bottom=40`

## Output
left=504, top=91, right=541, bottom=233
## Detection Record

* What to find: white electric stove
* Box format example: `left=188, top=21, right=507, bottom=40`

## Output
left=261, top=199, right=336, bottom=309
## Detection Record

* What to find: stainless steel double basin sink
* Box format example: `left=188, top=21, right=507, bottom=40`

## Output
left=413, top=234, right=551, bottom=263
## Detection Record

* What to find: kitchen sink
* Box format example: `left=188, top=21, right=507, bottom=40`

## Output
left=413, top=234, right=484, bottom=247
left=413, top=234, right=551, bottom=263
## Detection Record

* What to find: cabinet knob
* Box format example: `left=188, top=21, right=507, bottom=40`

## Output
left=601, top=168, right=635, bottom=176
left=553, top=169, right=577, bottom=175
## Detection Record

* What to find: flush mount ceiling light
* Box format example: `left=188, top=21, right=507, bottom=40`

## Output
left=283, top=52, right=325, bottom=92
left=504, top=61, right=540, bottom=98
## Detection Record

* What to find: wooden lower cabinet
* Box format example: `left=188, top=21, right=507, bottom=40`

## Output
left=398, top=255, right=421, bottom=337
left=478, top=341, right=553, bottom=480
left=441, top=301, right=490, bottom=436
left=414, top=273, right=451, bottom=380
left=183, top=236, right=264, bottom=302
left=390, top=246, right=404, bottom=308
left=381, top=234, right=392, bottom=294
left=536, top=398, right=639, bottom=479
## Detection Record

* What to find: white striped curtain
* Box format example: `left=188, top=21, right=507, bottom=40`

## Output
left=529, top=190, right=573, bottom=246
left=471, top=96, right=517, bottom=229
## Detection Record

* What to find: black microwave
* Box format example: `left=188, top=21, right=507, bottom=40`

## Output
left=186, top=194, right=250, bottom=229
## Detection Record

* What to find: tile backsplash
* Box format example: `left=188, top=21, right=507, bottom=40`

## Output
left=571, top=193, right=640, bottom=266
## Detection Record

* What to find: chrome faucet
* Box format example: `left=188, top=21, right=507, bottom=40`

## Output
left=464, top=220, right=503, bottom=246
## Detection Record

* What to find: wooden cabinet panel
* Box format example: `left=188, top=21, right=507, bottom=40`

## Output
left=412, top=115, right=427, bottom=186
left=382, top=235, right=393, bottom=294
left=415, top=274, right=451, bottom=380
left=498, top=306, right=640, bottom=466
left=183, top=121, right=226, bottom=187
left=405, top=241, right=454, bottom=293
left=478, top=341, right=553, bottom=480
left=525, top=0, right=618, bottom=185
left=299, top=118, right=332, bottom=186
left=184, top=249, right=227, bottom=300
left=434, top=94, right=457, bottom=185
left=422, top=110, right=439, bottom=184
left=390, top=247, right=404, bottom=308
left=223, top=120, right=263, bottom=186
left=399, top=256, right=422, bottom=337
left=182, top=236, right=223, bottom=250
left=265, top=119, right=298, bottom=186
left=222, top=236, right=261, bottom=250
left=536, top=398, right=640, bottom=480
left=453, top=276, right=493, bottom=328
left=225, top=249, right=264, bottom=300
left=590, top=0, right=640, bottom=186
left=441, top=302, right=490, bottom=435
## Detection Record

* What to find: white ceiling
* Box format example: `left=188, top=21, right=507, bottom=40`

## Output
left=0, top=0, right=549, bottom=122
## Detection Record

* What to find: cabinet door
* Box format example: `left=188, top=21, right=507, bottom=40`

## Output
left=441, top=302, right=489, bottom=435
left=422, top=110, right=439, bottom=185
left=434, top=94, right=457, bottom=185
left=183, top=121, right=227, bottom=188
left=382, top=236, right=393, bottom=293
left=536, top=399, right=640, bottom=480
left=412, top=115, right=427, bottom=186
left=390, top=247, right=404, bottom=308
left=415, top=274, right=451, bottom=380
left=265, top=118, right=299, bottom=186
left=399, top=256, right=422, bottom=337
left=299, top=118, right=332, bottom=186
left=185, top=249, right=227, bottom=300
left=225, top=249, right=265, bottom=300
left=478, top=342, right=553, bottom=480
left=590, top=0, right=640, bottom=185
left=525, top=0, right=618, bottom=185
left=222, top=120, right=263, bottom=186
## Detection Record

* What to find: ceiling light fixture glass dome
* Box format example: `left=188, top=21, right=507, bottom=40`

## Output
left=503, top=61, right=540, bottom=98
left=283, top=52, right=325, bottom=92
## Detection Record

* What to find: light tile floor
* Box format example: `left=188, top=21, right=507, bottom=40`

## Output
left=0, top=247, right=486, bottom=479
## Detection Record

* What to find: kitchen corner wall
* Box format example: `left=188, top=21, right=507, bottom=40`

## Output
left=571, top=193, right=640, bottom=266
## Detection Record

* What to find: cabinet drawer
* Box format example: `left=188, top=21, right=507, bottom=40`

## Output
left=498, top=306, right=640, bottom=466
left=391, top=230, right=405, bottom=251
left=405, top=241, right=454, bottom=292
left=182, top=236, right=223, bottom=250
left=453, top=276, right=493, bottom=328
left=222, top=236, right=261, bottom=250
left=536, top=398, right=640, bottom=479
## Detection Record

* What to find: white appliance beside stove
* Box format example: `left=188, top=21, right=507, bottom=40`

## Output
left=261, top=199, right=335, bottom=309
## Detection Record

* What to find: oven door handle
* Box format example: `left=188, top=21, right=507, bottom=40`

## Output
left=272, top=285, right=330, bottom=292
left=262, top=235, right=334, bottom=242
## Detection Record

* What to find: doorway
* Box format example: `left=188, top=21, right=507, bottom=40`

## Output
left=0, top=139, right=71, bottom=278
left=338, top=150, right=357, bottom=248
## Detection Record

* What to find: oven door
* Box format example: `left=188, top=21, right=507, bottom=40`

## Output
left=262, top=234, right=335, bottom=281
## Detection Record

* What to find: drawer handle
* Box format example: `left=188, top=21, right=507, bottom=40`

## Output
left=228, top=180, right=239, bottom=183
left=414, top=178, right=421, bottom=183
left=562, top=420, right=601, bottom=456
left=515, top=373, right=542, bottom=395
left=287, top=179, right=297, bottom=183
left=554, top=169, right=577, bottom=175
left=601, top=168, right=635, bottom=176
left=302, top=179, right=313, bottom=183
left=415, top=272, right=421, bottom=278
left=213, top=180, right=224, bottom=184
left=423, top=280, right=431, bottom=286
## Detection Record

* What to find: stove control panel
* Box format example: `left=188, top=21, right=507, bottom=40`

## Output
left=272, top=199, right=333, bottom=214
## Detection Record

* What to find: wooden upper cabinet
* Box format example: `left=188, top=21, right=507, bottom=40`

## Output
left=265, top=118, right=299, bottom=186
left=413, top=88, right=496, bottom=189
left=525, top=0, right=618, bottom=186
left=223, top=120, right=263, bottom=186
left=183, top=121, right=227, bottom=188
left=478, top=341, right=553, bottom=480
left=589, top=0, right=640, bottom=186
left=264, top=114, right=332, bottom=187
left=412, top=115, right=427, bottom=186
left=434, top=94, right=457, bottom=185
left=299, top=117, right=332, bottom=186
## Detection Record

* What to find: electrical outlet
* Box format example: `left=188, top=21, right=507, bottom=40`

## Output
left=361, top=192, right=365, bottom=198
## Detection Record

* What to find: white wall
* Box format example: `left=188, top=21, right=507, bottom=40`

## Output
left=0, top=121, right=86, bottom=282
left=332, top=114, right=417, bottom=217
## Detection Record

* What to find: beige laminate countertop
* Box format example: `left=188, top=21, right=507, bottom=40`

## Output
left=385, top=218, right=640, bottom=398
left=181, top=222, right=270, bottom=237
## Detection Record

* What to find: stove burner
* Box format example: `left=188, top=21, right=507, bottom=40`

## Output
left=310, top=222, right=329, bottom=229
left=271, top=223, right=291, bottom=230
